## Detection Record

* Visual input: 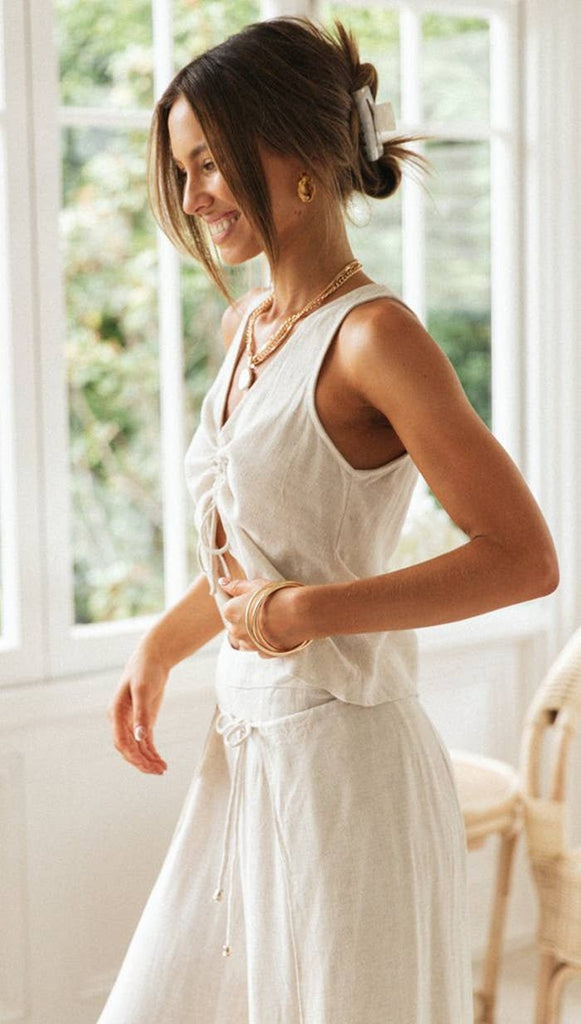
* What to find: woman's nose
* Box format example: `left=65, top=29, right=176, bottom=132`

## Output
left=182, top=177, right=206, bottom=217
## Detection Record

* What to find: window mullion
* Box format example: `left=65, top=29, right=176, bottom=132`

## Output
left=400, top=6, right=426, bottom=325
left=0, top=0, right=46, bottom=684
left=157, top=233, right=188, bottom=604
left=152, top=0, right=189, bottom=603
left=489, top=5, right=522, bottom=464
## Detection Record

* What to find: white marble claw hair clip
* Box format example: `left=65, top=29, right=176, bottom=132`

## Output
left=351, top=85, right=397, bottom=162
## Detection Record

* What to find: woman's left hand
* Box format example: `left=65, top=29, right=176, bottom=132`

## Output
left=218, top=576, right=308, bottom=657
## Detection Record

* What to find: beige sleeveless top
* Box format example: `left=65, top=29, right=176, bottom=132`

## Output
left=184, top=282, right=419, bottom=706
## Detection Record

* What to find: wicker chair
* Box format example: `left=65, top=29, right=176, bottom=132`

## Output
left=450, top=749, right=524, bottom=1023
left=519, top=626, right=581, bottom=1024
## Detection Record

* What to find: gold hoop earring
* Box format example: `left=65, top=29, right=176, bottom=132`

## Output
left=297, top=172, right=316, bottom=203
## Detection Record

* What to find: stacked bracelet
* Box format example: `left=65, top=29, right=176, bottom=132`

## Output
left=245, top=580, right=313, bottom=657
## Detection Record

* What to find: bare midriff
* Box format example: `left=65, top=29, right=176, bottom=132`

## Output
left=214, top=513, right=247, bottom=582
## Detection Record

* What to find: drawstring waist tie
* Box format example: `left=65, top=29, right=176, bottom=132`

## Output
left=212, top=695, right=336, bottom=959
left=213, top=710, right=255, bottom=958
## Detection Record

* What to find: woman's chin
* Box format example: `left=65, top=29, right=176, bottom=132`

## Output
left=216, top=241, right=264, bottom=266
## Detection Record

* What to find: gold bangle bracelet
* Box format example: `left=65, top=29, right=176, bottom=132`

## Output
left=251, top=593, right=312, bottom=656
left=245, top=580, right=313, bottom=657
left=251, top=586, right=306, bottom=654
left=246, top=582, right=302, bottom=655
left=244, top=584, right=278, bottom=650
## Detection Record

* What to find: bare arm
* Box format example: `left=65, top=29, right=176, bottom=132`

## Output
left=143, top=571, right=225, bottom=669
left=293, top=301, right=559, bottom=636
left=221, top=300, right=559, bottom=648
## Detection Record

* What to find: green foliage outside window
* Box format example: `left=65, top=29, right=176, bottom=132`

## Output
left=58, top=0, right=258, bottom=624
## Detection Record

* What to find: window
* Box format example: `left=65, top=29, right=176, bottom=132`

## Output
left=3, top=0, right=263, bottom=684
left=1, top=0, right=531, bottom=686
left=57, top=0, right=262, bottom=637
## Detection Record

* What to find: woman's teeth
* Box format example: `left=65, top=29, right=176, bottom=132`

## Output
left=208, top=212, right=240, bottom=238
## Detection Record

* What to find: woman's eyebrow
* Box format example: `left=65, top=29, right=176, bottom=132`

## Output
left=171, top=143, right=208, bottom=164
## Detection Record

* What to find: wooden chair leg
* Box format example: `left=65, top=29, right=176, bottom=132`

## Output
left=546, top=963, right=581, bottom=1024
left=475, top=828, right=520, bottom=1023
left=535, top=951, right=559, bottom=1024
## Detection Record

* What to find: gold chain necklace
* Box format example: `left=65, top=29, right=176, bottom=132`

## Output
left=237, top=259, right=363, bottom=391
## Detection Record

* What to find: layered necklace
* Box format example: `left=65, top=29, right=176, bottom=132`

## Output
left=237, top=259, right=363, bottom=391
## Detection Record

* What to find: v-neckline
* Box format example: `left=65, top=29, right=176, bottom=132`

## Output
left=217, top=281, right=387, bottom=435
left=217, top=291, right=276, bottom=434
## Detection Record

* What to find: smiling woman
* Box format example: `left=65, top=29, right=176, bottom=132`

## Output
left=146, top=17, right=427, bottom=303
left=99, top=13, right=558, bottom=1024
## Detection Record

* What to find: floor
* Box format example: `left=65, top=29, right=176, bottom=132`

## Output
left=476, top=944, right=581, bottom=1022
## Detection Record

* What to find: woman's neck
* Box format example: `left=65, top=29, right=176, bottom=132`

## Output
left=265, top=255, right=371, bottom=322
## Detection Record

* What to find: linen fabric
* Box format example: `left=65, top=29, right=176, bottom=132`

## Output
left=97, top=282, right=474, bottom=1023
left=185, top=283, right=420, bottom=706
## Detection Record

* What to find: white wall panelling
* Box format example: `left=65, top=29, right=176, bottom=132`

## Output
left=0, top=653, right=216, bottom=1024
left=0, top=751, right=29, bottom=1022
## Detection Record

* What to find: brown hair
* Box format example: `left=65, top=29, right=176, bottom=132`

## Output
left=147, top=15, right=432, bottom=303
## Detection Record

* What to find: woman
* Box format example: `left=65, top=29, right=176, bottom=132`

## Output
left=100, top=15, right=558, bottom=1024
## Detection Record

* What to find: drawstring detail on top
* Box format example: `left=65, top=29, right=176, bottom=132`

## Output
left=196, top=449, right=231, bottom=595
left=213, top=711, right=253, bottom=957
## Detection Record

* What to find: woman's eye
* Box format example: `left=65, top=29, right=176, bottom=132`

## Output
left=174, top=161, right=215, bottom=181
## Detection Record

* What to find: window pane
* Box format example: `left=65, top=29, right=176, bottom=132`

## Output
left=422, top=15, right=489, bottom=124
left=62, top=126, right=163, bottom=623
left=319, top=2, right=400, bottom=111
left=346, top=190, right=402, bottom=293
left=55, top=0, right=154, bottom=109
left=320, top=3, right=402, bottom=290
left=389, top=485, right=467, bottom=571
left=174, top=0, right=260, bottom=69
left=425, top=139, right=491, bottom=426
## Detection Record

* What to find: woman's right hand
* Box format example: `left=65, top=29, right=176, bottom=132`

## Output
left=107, top=638, right=170, bottom=775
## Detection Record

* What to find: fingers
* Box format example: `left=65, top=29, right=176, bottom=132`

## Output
left=124, top=719, right=163, bottom=774
left=132, top=688, right=167, bottom=771
left=219, top=577, right=278, bottom=656
left=219, top=576, right=268, bottom=596
left=226, top=631, right=274, bottom=657
left=107, top=688, right=167, bottom=775
left=136, top=728, right=168, bottom=773
left=109, top=710, right=158, bottom=774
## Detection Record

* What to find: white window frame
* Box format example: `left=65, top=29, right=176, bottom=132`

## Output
left=1, top=1, right=44, bottom=684
left=3, top=0, right=576, bottom=687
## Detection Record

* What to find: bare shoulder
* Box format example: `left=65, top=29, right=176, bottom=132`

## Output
left=339, top=293, right=462, bottom=405
left=220, top=285, right=269, bottom=352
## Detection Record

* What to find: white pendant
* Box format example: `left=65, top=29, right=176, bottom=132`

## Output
left=238, top=365, right=254, bottom=390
